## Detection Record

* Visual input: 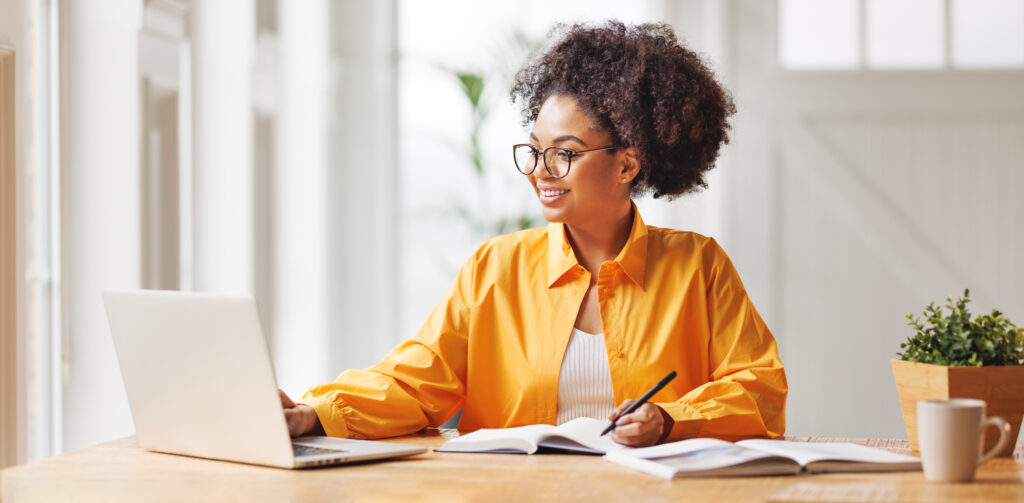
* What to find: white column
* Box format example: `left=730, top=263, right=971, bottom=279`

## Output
left=59, top=0, right=142, bottom=451
left=328, top=0, right=399, bottom=372
left=272, top=0, right=331, bottom=396
left=191, top=0, right=255, bottom=294
left=271, top=0, right=400, bottom=394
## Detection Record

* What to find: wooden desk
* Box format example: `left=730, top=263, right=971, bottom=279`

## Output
left=2, top=432, right=1022, bottom=502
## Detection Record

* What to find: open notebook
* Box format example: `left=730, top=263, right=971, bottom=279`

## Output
left=604, top=438, right=921, bottom=478
left=436, top=417, right=628, bottom=455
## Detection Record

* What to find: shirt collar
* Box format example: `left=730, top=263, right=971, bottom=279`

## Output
left=546, top=202, right=649, bottom=290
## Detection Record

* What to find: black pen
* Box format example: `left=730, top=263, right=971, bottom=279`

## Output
left=600, top=370, right=677, bottom=436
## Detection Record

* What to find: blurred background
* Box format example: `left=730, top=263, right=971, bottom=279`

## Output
left=2, top=0, right=1023, bottom=466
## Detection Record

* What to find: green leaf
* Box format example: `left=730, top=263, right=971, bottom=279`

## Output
left=455, top=72, right=485, bottom=110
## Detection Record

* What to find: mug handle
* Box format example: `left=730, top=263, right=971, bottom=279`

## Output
left=977, top=416, right=1011, bottom=466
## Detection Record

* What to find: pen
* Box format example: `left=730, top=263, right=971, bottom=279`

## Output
left=600, top=370, right=677, bottom=436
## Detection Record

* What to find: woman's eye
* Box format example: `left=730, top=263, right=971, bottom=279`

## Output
left=556, top=151, right=573, bottom=161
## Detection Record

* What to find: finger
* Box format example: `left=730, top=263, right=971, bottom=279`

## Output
left=615, top=405, right=652, bottom=427
left=635, top=403, right=656, bottom=422
left=612, top=431, right=658, bottom=447
left=279, top=389, right=296, bottom=409
left=611, top=420, right=660, bottom=447
left=609, top=399, right=635, bottom=419
left=615, top=405, right=657, bottom=433
left=610, top=427, right=654, bottom=447
left=615, top=412, right=637, bottom=427
left=613, top=419, right=650, bottom=438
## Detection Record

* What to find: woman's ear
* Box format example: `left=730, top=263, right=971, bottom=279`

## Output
left=619, top=147, right=640, bottom=184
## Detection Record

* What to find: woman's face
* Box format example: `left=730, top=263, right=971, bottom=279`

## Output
left=527, top=94, right=633, bottom=226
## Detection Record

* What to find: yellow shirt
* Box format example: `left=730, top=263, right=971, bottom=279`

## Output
left=302, top=207, right=787, bottom=442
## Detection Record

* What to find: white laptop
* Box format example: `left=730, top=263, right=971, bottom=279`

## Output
left=102, top=289, right=426, bottom=469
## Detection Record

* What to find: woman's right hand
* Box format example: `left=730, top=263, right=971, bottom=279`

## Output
left=279, top=389, right=325, bottom=437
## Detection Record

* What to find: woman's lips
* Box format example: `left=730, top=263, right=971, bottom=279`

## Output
left=538, top=188, right=569, bottom=204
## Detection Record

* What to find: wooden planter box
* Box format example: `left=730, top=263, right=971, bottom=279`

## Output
left=891, top=359, right=1024, bottom=457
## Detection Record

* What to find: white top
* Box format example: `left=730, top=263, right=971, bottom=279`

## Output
left=556, top=328, right=617, bottom=425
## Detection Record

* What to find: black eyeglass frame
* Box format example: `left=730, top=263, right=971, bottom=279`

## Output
left=512, top=144, right=621, bottom=179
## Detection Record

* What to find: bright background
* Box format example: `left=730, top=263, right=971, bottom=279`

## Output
left=2, top=0, right=1023, bottom=464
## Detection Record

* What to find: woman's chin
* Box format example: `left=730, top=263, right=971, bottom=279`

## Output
left=539, top=206, right=570, bottom=224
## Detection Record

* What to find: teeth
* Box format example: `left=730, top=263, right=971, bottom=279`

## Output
left=540, top=189, right=568, bottom=197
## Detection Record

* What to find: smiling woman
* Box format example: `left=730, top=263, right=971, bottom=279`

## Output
left=281, top=20, right=787, bottom=448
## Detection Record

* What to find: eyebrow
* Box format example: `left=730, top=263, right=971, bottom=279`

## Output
left=529, top=133, right=589, bottom=147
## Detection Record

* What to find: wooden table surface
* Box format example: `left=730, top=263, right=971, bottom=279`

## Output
left=2, top=432, right=1022, bottom=502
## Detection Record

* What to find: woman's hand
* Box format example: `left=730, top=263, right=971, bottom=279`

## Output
left=607, top=400, right=671, bottom=447
left=280, top=390, right=325, bottom=437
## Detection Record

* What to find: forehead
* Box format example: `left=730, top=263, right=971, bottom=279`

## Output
left=531, top=94, right=604, bottom=143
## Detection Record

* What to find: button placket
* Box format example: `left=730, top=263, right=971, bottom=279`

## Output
left=598, top=263, right=616, bottom=298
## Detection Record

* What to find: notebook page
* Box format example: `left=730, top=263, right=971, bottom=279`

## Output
left=619, top=437, right=732, bottom=459
left=622, top=444, right=790, bottom=472
left=541, top=417, right=628, bottom=453
left=437, top=424, right=556, bottom=453
left=736, top=440, right=920, bottom=467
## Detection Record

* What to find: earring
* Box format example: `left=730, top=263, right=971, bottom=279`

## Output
left=621, top=178, right=627, bottom=182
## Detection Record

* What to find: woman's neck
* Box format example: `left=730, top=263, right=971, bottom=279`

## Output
left=564, top=203, right=634, bottom=279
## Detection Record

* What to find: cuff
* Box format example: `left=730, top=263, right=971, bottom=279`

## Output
left=654, top=400, right=706, bottom=442
left=298, top=394, right=352, bottom=439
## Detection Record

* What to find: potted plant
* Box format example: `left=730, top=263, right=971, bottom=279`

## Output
left=892, top=289, right=1024, bottom=456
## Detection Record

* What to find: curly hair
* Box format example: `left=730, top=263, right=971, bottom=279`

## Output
left=510, top=21, right=736, bottom=199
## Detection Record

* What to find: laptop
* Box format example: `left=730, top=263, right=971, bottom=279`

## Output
left=102, top=289, right=426, bottom=469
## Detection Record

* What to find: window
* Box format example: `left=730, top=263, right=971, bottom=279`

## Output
left=951, top=0, right=1024, bottom=67
left=779, top=0, right=1024, bottom=69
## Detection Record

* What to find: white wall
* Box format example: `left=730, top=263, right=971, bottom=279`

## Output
left=59, top=0, right=142, bottom=451
left=725, top=0, right=1024, bottom=441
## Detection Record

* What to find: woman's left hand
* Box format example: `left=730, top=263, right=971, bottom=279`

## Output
left=607, top=400, right=671, bottom=447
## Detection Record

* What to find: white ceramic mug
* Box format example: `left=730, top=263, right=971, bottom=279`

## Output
left=917, top=399, right=1010, bottom=482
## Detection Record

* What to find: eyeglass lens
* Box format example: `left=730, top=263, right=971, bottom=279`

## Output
left=514, top=146, right=571, bottom=178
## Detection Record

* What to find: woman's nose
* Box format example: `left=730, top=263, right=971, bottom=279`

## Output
left=531, top=161, right=554, bottom=181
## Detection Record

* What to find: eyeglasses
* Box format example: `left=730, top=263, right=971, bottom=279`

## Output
left=512, top=144, right=621, bottom=179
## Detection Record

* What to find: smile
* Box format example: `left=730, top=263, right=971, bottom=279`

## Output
left=539, top=189, right=569, bottom=197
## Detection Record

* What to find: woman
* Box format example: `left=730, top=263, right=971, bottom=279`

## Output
left=281, top=21, right=787, bottom=447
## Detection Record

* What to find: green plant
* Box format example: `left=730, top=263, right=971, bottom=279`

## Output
left=898, top=289, right=1024, bottom=366
left=432, top=31, right=547, bottom=241
left=445, top=68, right=545, bottom=237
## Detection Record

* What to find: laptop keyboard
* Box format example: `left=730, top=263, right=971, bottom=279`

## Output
left=293, top=443, right=348, bottom=457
